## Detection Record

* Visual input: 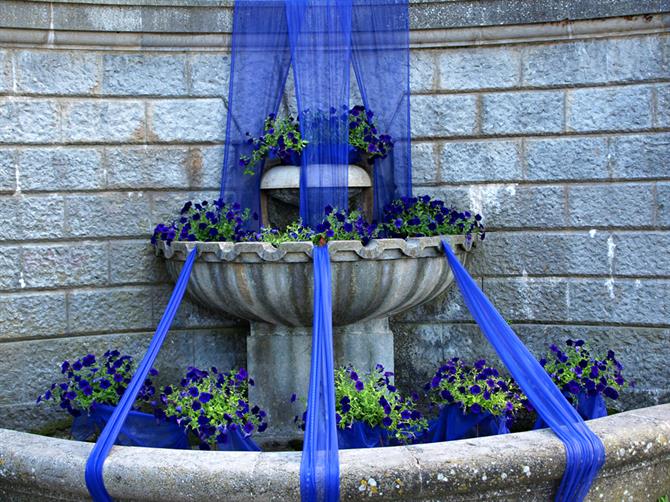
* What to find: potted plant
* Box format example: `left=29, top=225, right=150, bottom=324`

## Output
left=536, top=339, right=630, bottom=426
left=156, top=366, right=267, bottom=451
left=294, top=364, right=428, bottom=448
left=425, top=358, right=527, bottom=442
left=36, top=350, right=189, bottom=449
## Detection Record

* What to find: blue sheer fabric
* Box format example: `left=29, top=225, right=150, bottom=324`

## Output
left=301, top=244, right=339, bottom=502
left=220, top=0, right=292, bottom=227
left=441, top=240, right=605, bottom=502
left=337, top=422, right=386, bottom=449
left=72, top=404, right=189, bottom=449
left=85, top=249, right=197, bottom=502
left=216, top=428, right=262, bottom=452
left=535, top=392, right=608, bottom=430
left=426, top=404, right=509, bottom=443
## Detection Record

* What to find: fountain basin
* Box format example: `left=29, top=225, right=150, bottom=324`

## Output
left=1, top=404, right=669, bottom=501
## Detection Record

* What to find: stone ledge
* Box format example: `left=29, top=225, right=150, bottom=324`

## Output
left=0, top=403, right=669, bottom=500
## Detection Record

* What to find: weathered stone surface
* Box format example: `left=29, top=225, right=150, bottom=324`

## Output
left=607, top=35, right=670, bottom=82
left=409, top=51, right=436, bottom=92
left=19, top=148, right=104, bottom=191
left=150, top=190, right=219, bottom=223
left=0, top=99, right=60, bottom=144
left=567, top=86, right=653, bottom=132
left=482, top=91, right=564, bottom=135
left=21, top=242, right=108, bottom=289
left=105, top=146, right=191, bottom=189
left=611, top=232, right=670, bottom=277
left=610, top=133, right=670, bottom=179
left=151, top=284, right=232, bottom=329
left=568, top=183, right=654, bottom=227
left=483, top=276, right=570, bottom=322
left=658, top=182, right=670, bottom=227
left=441, top=140, right=522, bottom=182
left=0, top=246, right=21, bottom=289
left=62, top=100, right=145, bottom=143
left=65, top=192, right=152, bottom=238
left=191, top=145, right=226, bottom=188
left=657, top=83, right=670, bottom=128
left=0, top=195, right=65, bottom=241
left=109, top=239, right=168, bottom=285
left=0, top=292, right=67, bottom=341
left=411, top=141, right=438, bottom=184
left=0, top=50, right=11, bottom=94
left=526, top=137, right=608, bottom=181
left=410, top=94, right=477, bottom=137
left=149, top=99, right=226, bottom=142
left=103, top=54, right=188, bottom=96
left=190, top=54, right=231, bottom=96
left=15, top=51, right=99, bottom=95
left=438, top=46, right=520, bottom=90
left=0, top=149, right=15, bottom=192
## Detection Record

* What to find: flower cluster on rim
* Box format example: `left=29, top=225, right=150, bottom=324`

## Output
left=238, top=105, right=393, bottom=176
left=294, top=364, right=427, bottom=443
left=540, top=339, right=629, bottom=402
left=426, top=358, right=528, bottom=419
left=156, top=366, right=267, bottom=449
left=36, top=350, right=157, bottom=417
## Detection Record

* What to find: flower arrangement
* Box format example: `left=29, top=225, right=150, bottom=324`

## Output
left=151, top=195, right=484, bottom=247
left=37, top=350, right=157, bottom=417
left=427, top=358, right=526, bottom=420
left=238, top=106, right=393, bottom=175
left=157, top=366, right=267, bottom=450
left=540, top=339, right=629, bottom=403
left=295, top=364, right=428, bottom=446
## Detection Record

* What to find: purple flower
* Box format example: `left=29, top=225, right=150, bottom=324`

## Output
left=199, top=392, right=213, bottom=404
left=470, top=403, right=482, bottom=414
left=470, top=385, right=482, bottom=395
left=355, top=381, right=364, bottom=392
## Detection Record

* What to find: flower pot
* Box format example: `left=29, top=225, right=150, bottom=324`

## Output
left=425, top=404, right=510, bottom=442
left=71, top=403, right=190, bottom=449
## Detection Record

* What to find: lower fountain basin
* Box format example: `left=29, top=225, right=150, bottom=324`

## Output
left=156, top=235, right=471, bottom=327
left=1, top=404, right=669, bottom=501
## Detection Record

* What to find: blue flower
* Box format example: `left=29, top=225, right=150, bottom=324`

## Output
left=382, top=417, right=392, bottom=427
left=470, top=403, right=482, bottom=414
left=355, top=381, right=364, bottom=392
left=199, top=392, right=213, bottom=403
left=99, top=379, right=111, bottom=389
left=470, top=385, right=481, bottom=395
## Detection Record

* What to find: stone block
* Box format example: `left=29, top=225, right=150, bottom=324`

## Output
left=612, top=232, right=670, bottom=277
left=568, top=183, right=654, bottom=227
left=410, top=94, right=477, bottom=137
left=150, top=190, right=219, bottom=224
left=567, top=86, right=653, bottom=132
left=0, top=292, right=68, bottom=341
left=438, top=46, right=520, bottom=90
left=0, top=195, right=66, bottom=241
left=191, top=145, right=225, bottom=188
left=409, top=51, right=436, bottom=92
left=610, top=133, right=670, bottom=179
left=607, top=35, right=670, bottom=83
left=65, top=192, right=152, bottom=238
left=483, top=276, right=569, bottom=322
left=105, top=146, right=191, bottom=189
left=656, top=83, right=670, bottom=128
left=191, top=329, right=246, bottom=372
left=67, top=287, right=154, bottom=334
left=149, top=99, right=226, bottom=142
left=482, top=91, right=564, bottom=135
left=395, top=278, right=475, bottom=323
left=658, top=182, right=670, bottom=228
left=0, top=149, right=16, bottom=192
left=411, top=142, right=438, bottom=184
left=190, top=54, right=231, bottom=96
left=102, top=54, right=188, bottom=96
left=62, top=100, right=145, bottom=143
left=0, top=246, right=21, bottom=289
left=109, top=239, right=168, bottom=285
left=21, top=243, right=108, bottom=289
left=522, top=38, right=609, bottom=86
left=526, top=137, right=608, bottom=181
left=440, top=140, right=522, bottom=183
left=152, top=284, right=235, bottom=329
left=19, top=148, right=104, bottom=191
left=0, top=50, right=10, bottom=94
left=0, top=99, right=60, bottom=144
left=15, top=51, right=99, bottom=95
left=567, top=278, right=670, bottom=325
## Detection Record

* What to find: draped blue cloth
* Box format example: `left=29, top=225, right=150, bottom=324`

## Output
left=220, top=0, right=411, bottom=227
left=85, top=249, right=197, bottom=502
left=426, top=404, right=509, bottom=443
left=72, top=404, right=189, bottom=449
left=535, top=392, right=608, bottom=430
left=301, top=244, right=339, bottom=502
left=441, top=240, right=605, bottom=502
left=337, top=422, right=386, bottom=449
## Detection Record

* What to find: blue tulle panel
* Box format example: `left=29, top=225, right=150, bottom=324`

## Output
left=72, top=404, right=189, bottom=449
left=220, top=0, right=292, bottom=226
left=84, top=248, right=197, bottom=502
left=441, top=240, right=605, bottom=502
left=287, top=0, right=352, bottom=227
left=351, top=0, right=412, bottom=219
left=535, top=392, right=608, bottom=430
left=300, top=244, right=339, bottom=502
left=426, top=404, right=509, bottom=443
left=337, top=422, right=386, bottom=449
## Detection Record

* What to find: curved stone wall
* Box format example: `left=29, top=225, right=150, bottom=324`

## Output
left=0, top=1, right=668, bottom=431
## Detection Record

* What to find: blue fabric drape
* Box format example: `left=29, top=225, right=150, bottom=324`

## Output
left=301, top=244, right=339, bottom=502
left=72, top=404, right=189, bottom=449
left=426, top=404, right=509, bottom=443
left=337, top=422, right=386, bottom=449
left=216, top=428, right=262, bottom=452
left=535, top=392, right=608, bottom=430
left=220, top=0, right=292, bottom=227
left=85, top=249, right=197, bottom=502
left=441, top=240, right=605, bottom=502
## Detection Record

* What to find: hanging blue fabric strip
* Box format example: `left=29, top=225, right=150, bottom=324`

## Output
left=84, top=248, right=198, bottom=502
left=301, top=244, right=339, bottom=502
left=441, top=240, right=605, bottom=501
